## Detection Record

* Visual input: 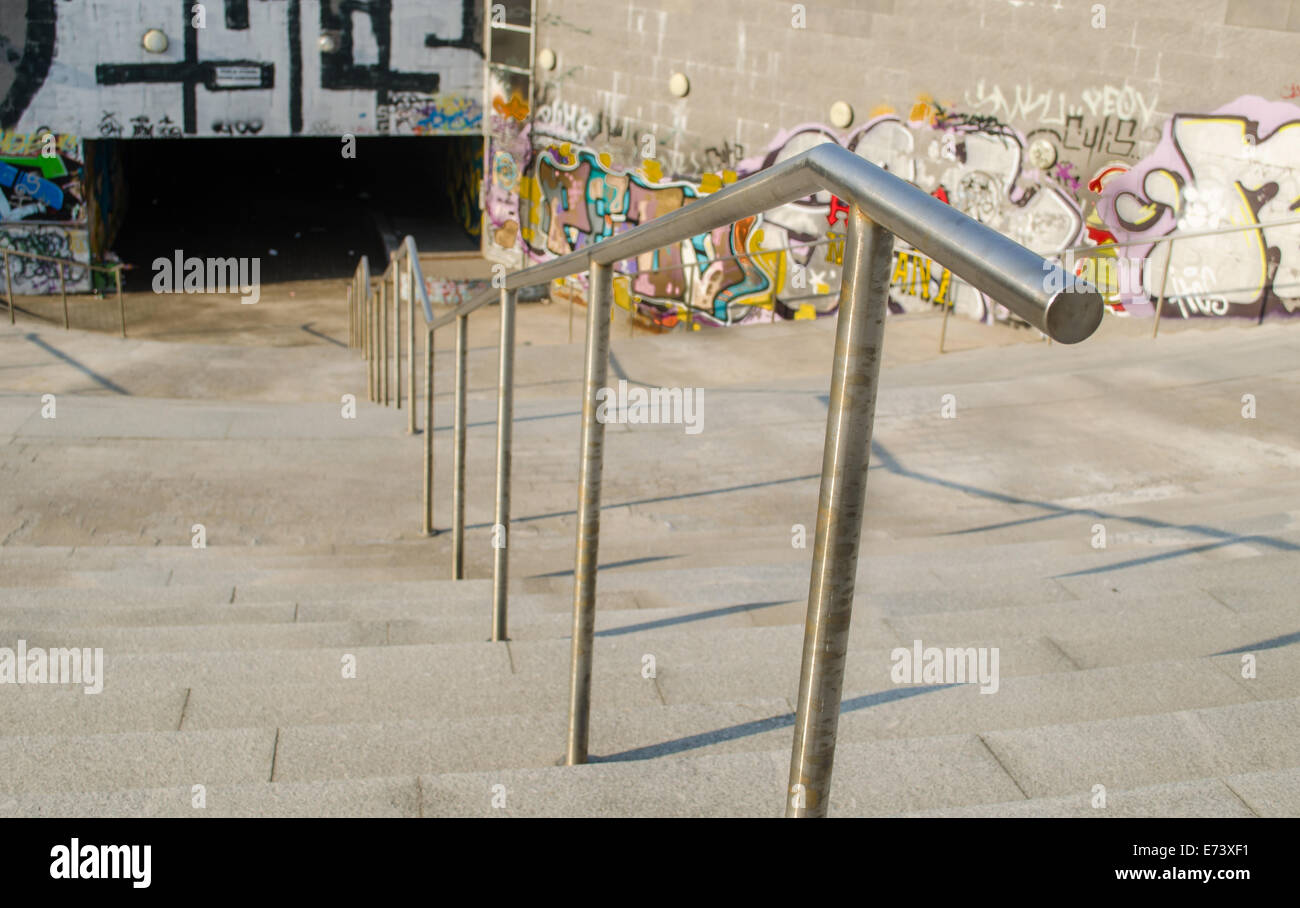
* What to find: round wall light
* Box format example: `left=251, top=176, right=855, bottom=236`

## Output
left=829, top=100, right=854, bottom=129
left=141, top=29, right=168, bottom=54
left=668, top=72, right=690, bottom=98
left=537, top=48, right=556, bottom=70
left=1027, top=138, right=1057, bottom=171
left=319, top=33, right=340, bottom=53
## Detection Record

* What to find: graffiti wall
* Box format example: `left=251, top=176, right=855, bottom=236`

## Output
left=1094, top=95, right=1300, bottom=321
left=501, top=95, right=1092, bottom=327
left=0, top=225, right=92, bottom=295
left=445, top=136, right=482, bottom=239
left=496, top=83, right=1300, bottom=328
left=0, top=129, right=91, bottom=293
left=1, top=0, right=483, bottom=138
left=483, top=65, right=533, bottom=267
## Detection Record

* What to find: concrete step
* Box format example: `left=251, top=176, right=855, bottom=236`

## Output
left=413, top=696, right=1300, bottom=817
left=11, top=764, right=1298, bottom=818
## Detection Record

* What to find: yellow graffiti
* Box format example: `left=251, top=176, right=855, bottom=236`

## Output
left=0, top=129, right=79, bottom=158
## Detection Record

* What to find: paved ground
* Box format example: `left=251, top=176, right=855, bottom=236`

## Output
left=0, top=271, right=1296, bottom=817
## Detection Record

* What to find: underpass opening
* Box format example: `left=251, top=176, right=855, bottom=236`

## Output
left=108, top=135, right=482, bottom=293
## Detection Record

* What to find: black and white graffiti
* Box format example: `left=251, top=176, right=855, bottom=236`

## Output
left=1, top=0, right=483, bottom=137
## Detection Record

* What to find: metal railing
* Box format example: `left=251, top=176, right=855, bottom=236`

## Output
left=2, top=246, right=127, bottom=336
left=347, top=143, right=1103, bottom=816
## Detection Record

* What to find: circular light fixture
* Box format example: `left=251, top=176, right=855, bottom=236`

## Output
left=319, top=33, right=339, bottom=53
left=829, top=100, right=854, bottom=129
left=537, top=48, right=556, bottom=70
left=1027, top=138, right=1057, bottom=171
left=141, top=29, right=168, bottom=54
left=668, top=72, right=690, bottom=98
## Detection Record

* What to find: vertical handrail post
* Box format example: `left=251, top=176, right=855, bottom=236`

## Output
left=451, top=313, right=468, bottom=578
left=565, top=261, right=613, bottom=765
left=1152, top=235, right=1174, bottom=339
left=491, top=287, right=517, bottom=639
left=938, top=293, right=952, bottom=353
left=366, top=278, right=375, bottom=402
left=116, top=265, right=126, bottom=338
left=60, top=262, right=68, bottom=329
left=394, top=256, right=402, bottom=409
left=372, top=282, right=381, bottom=400
left=423, top=327, right=435, bottom=536
left=786, top=205, right=894, bottom=818
left=382, top=278, right=390, bottom=406
left=407, top=256, right=416, bottom=432
left=347, top=282, right=354, bottom=348
left=5, top=251, right=14, bottom=324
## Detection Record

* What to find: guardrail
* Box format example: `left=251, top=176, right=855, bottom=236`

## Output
left=348, top=142, right=1103, bottom=816
left=1, top=246, right=127, bottom=336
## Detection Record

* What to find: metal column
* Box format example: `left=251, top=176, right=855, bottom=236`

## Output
left=393, top=259, right=401, bottom=410
left=565, top=262, right=613, bottom=765
left=451, top=314, right=468, bottom=578
left=407, top=257, right=417, bottom=433
left=786, top=206, right=894, bottom=817
left=423, top=328, right=434, bottom=536
left=491, top=288, right=517, bottom=640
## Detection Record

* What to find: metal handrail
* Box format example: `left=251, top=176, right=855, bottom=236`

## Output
left=2, top=246, right=127, bottom=336
left=347, top=142, right=1102, bottom=817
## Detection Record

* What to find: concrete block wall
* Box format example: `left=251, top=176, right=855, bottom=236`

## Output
left=532, top=0, right=1300, bottom=175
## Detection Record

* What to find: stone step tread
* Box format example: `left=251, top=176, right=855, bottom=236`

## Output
left=415, top=697, right=1300, bottom=817
left=8, top=763, right=1296, bottom=818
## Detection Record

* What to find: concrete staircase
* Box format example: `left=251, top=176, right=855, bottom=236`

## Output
left=1, top=313, right=1297, bottom=817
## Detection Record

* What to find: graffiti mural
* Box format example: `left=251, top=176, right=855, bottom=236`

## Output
left=483, top=66, right=532, bottom=267
left=1095, top=95, right=1300, bottom=320
left=1, top=225, right=92, bottom=294
left=0, top=130, right=84, bottom=222
left=446, top=136, right=482, bottom=238
left=2, top=0, right=483, bottom=137
left=498, top=100, right=1088, bottom=328
left=0, top=129, right=91, bottom=293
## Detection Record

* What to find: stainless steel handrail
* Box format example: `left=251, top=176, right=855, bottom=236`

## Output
left=348, top=142, right=1103, bottom=816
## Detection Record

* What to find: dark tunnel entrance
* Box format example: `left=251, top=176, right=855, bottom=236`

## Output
left=105, top=135, right=482, bottom=292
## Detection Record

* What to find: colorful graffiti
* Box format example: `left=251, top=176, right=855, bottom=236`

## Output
left=0, top=130, right=84, bottom=223
left=446, top=137, right=483, bottom=238
left=377, top=93, right=482, bottom=136
left=1095, top=95, right=1300, bottom=320
left=484, top=66, right=534, bottom=267
left=0, top=129, right=91, bottom=294
left=425, top=277, right=488, bottom=306
left=499, top=99, right=1088, bottom=327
